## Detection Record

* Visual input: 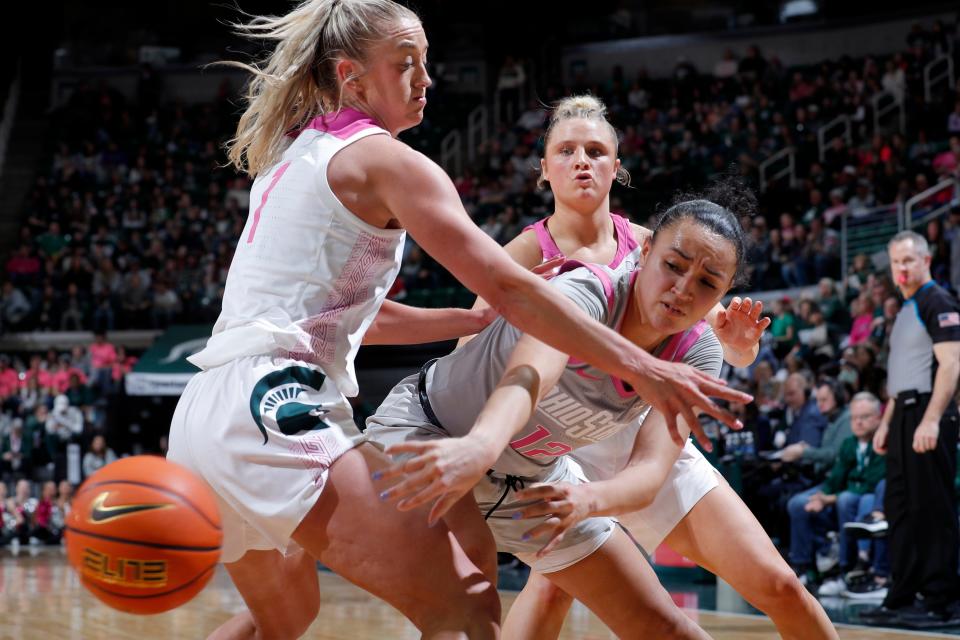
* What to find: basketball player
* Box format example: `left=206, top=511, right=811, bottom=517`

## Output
left=367, top=187, right=757, bottom=638
left=461, top=96, right=836, bottom=639
left=167, top=2, right=749, bottom=639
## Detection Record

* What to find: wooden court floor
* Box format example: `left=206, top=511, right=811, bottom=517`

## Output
left=0, top=549, right=955, bottom=639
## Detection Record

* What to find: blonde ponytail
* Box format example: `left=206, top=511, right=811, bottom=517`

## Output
left=218, top=0, right=419, bottom=177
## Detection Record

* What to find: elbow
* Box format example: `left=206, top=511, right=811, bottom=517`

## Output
left=482, top=270, right=529, bottom=321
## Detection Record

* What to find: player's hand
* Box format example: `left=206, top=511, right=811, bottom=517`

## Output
left=512, top=482, right=594, bottom=558
left=626, top=357, right=752, bottom=452
left=873, top=423, right=889, bottom=455
left=913, top=419, right=939, bottom=453
left=376, top=435, right=497, bottom=526
left=714, top=297, right=770, bottom=357
left=530, top=256, right=565, bottom=280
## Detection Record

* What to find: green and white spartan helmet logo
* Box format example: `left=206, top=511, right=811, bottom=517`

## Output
left=249, top=366, right=333, bottom=444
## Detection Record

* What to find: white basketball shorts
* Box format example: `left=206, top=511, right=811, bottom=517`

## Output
left=168, top=355, right=361, bottom=563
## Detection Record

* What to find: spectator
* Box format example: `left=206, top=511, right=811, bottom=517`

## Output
left=948, top=101, right=960, bottom=135
left=771, top=297, right=798, bottom=358
left=82, top=434, right=117, bottom=479
left=88, top=332, right=117, bottom=394
left=781, top=379, right=852, bottom=475
left=45, top=395, right=83, bottom=481
left=1, top=419, right=32, bottom=479
left=0, top=281, right=32, bottom=332
left=31, top=481, right=62, bottom=544
left=787, top=392, right=885, bottom=591
left=781, top=372, right=828, bottom=448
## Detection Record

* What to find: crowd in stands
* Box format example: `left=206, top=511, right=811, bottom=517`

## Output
left=0, top=15, right=959, bottom=611
left=0, top=335, right=140, bottom=547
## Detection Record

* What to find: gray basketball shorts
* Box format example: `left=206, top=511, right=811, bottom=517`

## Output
left=364, top=373, right=616, bottom=573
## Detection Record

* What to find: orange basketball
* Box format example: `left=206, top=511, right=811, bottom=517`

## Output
left=64, top=455, right=222, bottom=615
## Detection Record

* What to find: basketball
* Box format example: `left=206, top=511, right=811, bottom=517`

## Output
left=64, top=456, right=222, bottom=615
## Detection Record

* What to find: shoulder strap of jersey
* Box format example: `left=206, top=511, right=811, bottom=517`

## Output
left=609, top=214, right=640, bottom=269
left=659, top=319, right=710, bottom=362
left=521, top=217, right=564, bottom=261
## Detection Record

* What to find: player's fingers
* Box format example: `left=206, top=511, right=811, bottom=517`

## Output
left=715, top=309, right=728, bottom=328
left=692, top=391, right=743, bottom=433
left=522, top=517, right=562, bottom=542
left=537, top=530, right=569, bottom=558
left=684, top=406, right=714, bottom=452
left=396, top=480, right=451, bottom=511
left=757, top=316, right=772, bottom=331
left=385, top=441, right=435, bottom=456
left=750, top=300, right=764, bottom=321
left=663, top=409, right=685, bottom=448
left=513, top=484, right=560, bottom=502
left=374, top=454, right=429, bottom=482
left=729, top=297, right=742, bottom=311
left=380, top=469, right=436, bottom=503
left=741, top=297, right=752, bottom=312
left=692, top=373, right=752, bottom=404
left=514, top=500, right=567, bottom=520
left=427, top=492, right=461, bottom=527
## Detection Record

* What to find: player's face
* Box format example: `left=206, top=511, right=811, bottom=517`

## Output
left=637, top=218, right=736, bottom=334
left=352, top=20, right=431, bottom=136
left=541, top=119, right=620, bottom=213
left=888, top=239, right=930, bottom=293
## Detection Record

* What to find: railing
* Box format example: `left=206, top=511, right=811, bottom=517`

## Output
left=905, top=178, right=958, bottom=230
left=924, top=55, right=955, bottom=103
left=840, top=203, right=903, bottom=296
left=440, top=130, right=462, bottom=177
left=759, top=147, right=795, bottom=192
left=466, top=105, right=488, bottom=163
left=818, top=115, right=851, bottom=163
left=0, top=60, right=22, bottom=180
left=871, top=90, right=904, bottom=135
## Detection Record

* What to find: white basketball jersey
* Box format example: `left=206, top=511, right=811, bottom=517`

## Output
left=189, top=109, right=404, bottom=397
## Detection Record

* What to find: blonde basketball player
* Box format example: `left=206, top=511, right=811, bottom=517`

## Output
left=167, top=2, right=750, bottom=639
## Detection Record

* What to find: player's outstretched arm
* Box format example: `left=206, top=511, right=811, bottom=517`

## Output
left=363, top=300, right=498, bottom=345
left=366, top=138, right=752, bottom=436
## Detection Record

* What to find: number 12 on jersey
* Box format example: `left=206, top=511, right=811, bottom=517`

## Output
left=509, top=425, right=572, bottom=459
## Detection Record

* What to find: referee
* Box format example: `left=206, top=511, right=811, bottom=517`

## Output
left=864, top=231, right=960, bottom=628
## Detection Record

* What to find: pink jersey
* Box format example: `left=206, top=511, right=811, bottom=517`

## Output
left=523, top=213, right=640, bottom=269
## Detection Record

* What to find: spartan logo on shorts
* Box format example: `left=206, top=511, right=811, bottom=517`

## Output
left=249, top=366, right=333, bottom=444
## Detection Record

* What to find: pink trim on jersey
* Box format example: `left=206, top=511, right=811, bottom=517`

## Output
left=525, top=213, right=638, bottom=269
left=298, top=108, right=381, bottom=140
left=557, top=260, right=615, bottom=312
left=610, top=214, right=639, bottom=268
left=287, top=232, right=393, bottom=363
left=524, top=218, right=564, bottom=260
left=247, top=161, right=292, bottom=244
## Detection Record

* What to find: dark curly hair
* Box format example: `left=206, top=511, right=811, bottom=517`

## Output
left=652, top=173, right=756, bottom=287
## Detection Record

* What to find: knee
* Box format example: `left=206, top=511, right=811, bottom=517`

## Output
left=787, top=495, right=806, bottom=517
left=528, top=573, right=575, bottom=611
left=753, top=564, right=809, bottom=614
left=423, top=586, right=501, bottom=639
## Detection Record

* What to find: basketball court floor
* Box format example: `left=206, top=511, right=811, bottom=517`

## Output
left=1, top=547, right=957, bottom=639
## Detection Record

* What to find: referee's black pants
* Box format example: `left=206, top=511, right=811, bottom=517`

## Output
left=884, top=391, right=960, bottom=610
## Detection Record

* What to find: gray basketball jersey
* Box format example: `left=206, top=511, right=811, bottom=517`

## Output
left=425, top=262, right=723, bottom=477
